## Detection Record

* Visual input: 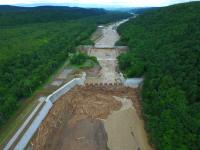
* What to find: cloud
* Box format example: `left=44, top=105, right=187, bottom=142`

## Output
left=0, top=0, right=197, bottom=7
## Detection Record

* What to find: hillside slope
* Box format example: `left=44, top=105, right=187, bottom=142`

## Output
left=118, top=2, right=200, bottom=150
left=0, top=6, right=130, bottom=129
left=0, top=5, right=130, bottom=26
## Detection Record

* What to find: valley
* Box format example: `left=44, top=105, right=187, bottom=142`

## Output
left=28, top=21, right=153, bottom=150
left=1, top=2, right=200, bottom=150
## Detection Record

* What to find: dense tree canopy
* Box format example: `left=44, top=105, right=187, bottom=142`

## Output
left=0, top=6, right=130, bottom=127
left=0, top=6, right=130, bottom=26
left=118, top=2, right=200, bottom=150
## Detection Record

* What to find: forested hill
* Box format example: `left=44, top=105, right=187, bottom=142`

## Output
left=0, top=6, right=130, bottom=138
left=118, top=1, right=200, bottom=150
left=0, top=5, right=105, bottom=13
left=0, top=5, right=107, bottom=26
left=131, top=7, right=159, bottom=14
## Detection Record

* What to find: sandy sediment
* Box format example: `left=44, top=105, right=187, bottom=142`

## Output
left=103, top=97, right=153, bottom=150
left=30, top=85, right=137, bottom=150
left=30, top=20, right=153, bottom=150
left=86, top=48, right=122, bottom=84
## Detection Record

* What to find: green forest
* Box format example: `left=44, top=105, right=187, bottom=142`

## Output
left=0, top=6, right=130, bottom=128
left=118, top=2, right=200, bottom=150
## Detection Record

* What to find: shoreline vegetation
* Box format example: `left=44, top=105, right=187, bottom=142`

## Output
left=117, top=2, right=200, bottom=150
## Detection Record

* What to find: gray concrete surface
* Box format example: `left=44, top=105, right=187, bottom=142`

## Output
left=3, top=98, right=45, bottom=150
left=4, top=73, right=86, bottom=150
left=14, top=100, right=53, bottom=150
left=49, top=77, right=84, bottom=104
left=124, top=78, right=144, bottom=88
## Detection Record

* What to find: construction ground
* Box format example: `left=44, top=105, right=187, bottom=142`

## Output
left=28, top=20, right=153, bottom=150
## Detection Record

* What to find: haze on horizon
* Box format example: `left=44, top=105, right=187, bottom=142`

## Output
left=0, top=0, right=198, bottom=7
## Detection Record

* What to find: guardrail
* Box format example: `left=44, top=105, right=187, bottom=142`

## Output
left=4, top=73, right=86, bottom=150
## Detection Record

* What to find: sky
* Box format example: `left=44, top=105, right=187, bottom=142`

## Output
left=0, top=0, right=198, bottom=7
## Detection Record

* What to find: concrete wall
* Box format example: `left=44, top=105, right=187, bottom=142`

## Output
left=49, top=73, right=86, bottom=104
left=4, top=73, right=86, bottom=150
left=120, top=73, right=143, bottom=88
left=124, top=78, right=144, bottom=88
left=3, top=99, right=45, bottom=150
left=5, top=71, right=142, bottom=150
left=14, top=101, right=53, bottom=150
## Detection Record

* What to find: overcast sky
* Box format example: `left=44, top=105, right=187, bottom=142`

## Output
left=0, top=0, right=198, bottom=7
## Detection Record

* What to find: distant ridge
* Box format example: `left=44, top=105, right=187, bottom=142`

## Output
left=0, top=4, right=159, bottom=14
left=0, top=5, right=110, bottom=26
left=131, top=7, right=159, bottom=14
left=0, top=5, right=106, bottom=13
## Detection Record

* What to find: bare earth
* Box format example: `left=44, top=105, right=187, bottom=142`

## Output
left=30, top=21, right=153, bottom=150
left=104, top=97, right=153, bottom=150
left=31, top=85, right=138, bottom=150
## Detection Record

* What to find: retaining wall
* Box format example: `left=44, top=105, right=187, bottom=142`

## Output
left=3, top=99, right=45, bottom=150
left=4, top=73, right=86, bottom=150
left=124, top=78, right=144, bottom=88
left=48, top=73, right=86, bottom=104
left=120, top=73, right=143, bottom=88
left=5, top=71, right=141, bottom=150
left=14, top=101, right=53, bottom=150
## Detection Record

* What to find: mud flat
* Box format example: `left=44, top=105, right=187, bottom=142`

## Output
left=103, top=97, right=153, bottom=150
left=30, top=85, right=139, bottom=150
